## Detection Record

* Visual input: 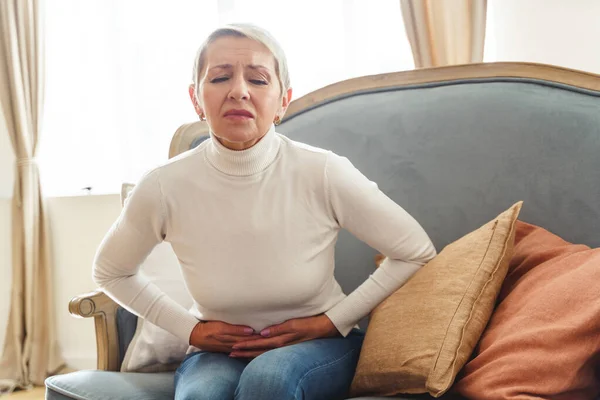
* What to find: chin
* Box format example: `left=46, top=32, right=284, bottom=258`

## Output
left=217, top=130, right=257, bottom=143
left=213, top=127, right=262, bottom=149
left=215, top=124, right=263, bottom=141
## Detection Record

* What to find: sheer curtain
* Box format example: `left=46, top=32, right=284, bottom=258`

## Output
left=483, top=0, right=497, bottom=62
left=39, top=0, right=413, bottom=196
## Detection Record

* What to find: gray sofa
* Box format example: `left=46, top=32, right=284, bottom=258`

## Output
left=46, top=62, right=600, bottom=399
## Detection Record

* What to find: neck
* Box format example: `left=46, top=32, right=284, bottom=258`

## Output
left=215, top=134, right=264, bottom=151
left=206, top=125, right=281, bottom=176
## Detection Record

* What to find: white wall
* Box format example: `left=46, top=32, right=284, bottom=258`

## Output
left=47, top=194, right=121, bottom=370
left=487, top=0, right=600, bottom=74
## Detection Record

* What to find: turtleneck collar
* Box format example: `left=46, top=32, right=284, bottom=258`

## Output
left=205, top=125, right=281, bottom=176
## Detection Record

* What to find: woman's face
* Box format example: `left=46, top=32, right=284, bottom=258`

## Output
left=190, top=36, right=292, bottom=150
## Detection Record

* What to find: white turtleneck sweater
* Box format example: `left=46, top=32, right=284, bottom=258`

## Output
left=93, top=126, right=437, bottom=343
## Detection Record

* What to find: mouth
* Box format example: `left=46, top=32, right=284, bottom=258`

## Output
left=224, top=109, right=254, bottom=119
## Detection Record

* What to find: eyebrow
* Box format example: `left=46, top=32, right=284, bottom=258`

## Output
left=208, top=64, right=272, bottom=72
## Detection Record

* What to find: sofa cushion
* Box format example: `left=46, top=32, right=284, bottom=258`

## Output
left=45, top=371, right=441, bottom=400
left=453, top=221, right=600, bottom=399
left=351, top=202, right=522, bottom=398
left=45, top=371, right=175, bottom=400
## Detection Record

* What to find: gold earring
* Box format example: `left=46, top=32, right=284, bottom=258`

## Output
left=274, top=116, right=281, bottom=125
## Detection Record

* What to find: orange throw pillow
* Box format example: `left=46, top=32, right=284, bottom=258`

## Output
left=454, top=221, right=600, bottom=400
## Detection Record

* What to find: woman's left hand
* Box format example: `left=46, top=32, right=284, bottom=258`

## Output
left=229, top=314, right=340, bottom=358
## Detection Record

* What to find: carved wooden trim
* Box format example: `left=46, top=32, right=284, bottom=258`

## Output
left=283, top=62, right=600, bottom=121
left=69, top=290, right=120, bottom=371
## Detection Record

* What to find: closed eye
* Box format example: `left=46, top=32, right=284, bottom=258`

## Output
left=210, top=77, right=229, bottom=83
left=250, top=79, right=268, bottom=85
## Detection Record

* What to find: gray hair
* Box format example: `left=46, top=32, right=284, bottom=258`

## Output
left=191, top=24, right=290, bottom=102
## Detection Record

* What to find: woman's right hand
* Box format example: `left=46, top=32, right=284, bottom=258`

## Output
left=189, top=321, right=262, bottom=353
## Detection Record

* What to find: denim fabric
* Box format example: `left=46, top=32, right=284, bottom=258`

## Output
left=174, top=329, right=365, bottom=400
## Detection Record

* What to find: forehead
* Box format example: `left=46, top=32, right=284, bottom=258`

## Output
left=204, top=36, right=276, bottom=71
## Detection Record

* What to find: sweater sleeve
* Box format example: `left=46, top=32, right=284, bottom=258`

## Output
left=92, top=170, right=199, bottom=343
left=323, top=153, right=437, bottom=336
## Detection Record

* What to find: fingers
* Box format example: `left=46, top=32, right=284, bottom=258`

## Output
left=232, top=333, right=297, bottom=351
left=259, top=319, right=297, bottom=337
left=216, top=322, right=256, bottom=336
left=215, top=334, right=263, bottom=344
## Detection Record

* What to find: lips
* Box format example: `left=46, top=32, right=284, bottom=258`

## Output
left=224, top=109, right=254, bottom=118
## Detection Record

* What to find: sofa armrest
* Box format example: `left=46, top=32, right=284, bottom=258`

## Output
left=69, top=290, right=120, bottom=372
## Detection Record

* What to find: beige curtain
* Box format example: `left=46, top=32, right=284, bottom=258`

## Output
left=400, top=0, right=487, bottom=68
left=0, top=0, right=65, bottom=391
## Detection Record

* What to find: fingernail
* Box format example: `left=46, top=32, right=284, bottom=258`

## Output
left=232, top=345, right=239, bottom=350
left=229, top=353, right=237, bottom=358
left=244, top=328, right=254, bottom=334
left=260, top=328, right=270, bottom=337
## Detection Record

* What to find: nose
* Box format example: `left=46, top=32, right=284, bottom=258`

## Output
left=228, top=74, right=249, bottom=101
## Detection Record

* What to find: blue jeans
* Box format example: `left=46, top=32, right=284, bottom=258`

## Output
left=174, top=329, right=364, bottom=400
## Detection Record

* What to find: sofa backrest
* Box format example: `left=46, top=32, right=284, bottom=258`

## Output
left=173, top=62, right=600, bottom=302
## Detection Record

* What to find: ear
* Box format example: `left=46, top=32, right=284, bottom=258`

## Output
left=188, top=84, right=203, bottom=116
left=277, top=87, right=293, bottom=120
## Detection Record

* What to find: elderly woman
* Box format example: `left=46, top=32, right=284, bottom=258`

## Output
left=93, top=24, right=436, bottom=400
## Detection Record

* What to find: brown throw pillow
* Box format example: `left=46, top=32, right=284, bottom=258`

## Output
left=350, top=202, right=523, bottom=398
left=453, top=221, right=600, bottom=400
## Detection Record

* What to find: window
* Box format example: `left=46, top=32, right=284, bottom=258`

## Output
left=39, top=0, right=413, bottom=196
